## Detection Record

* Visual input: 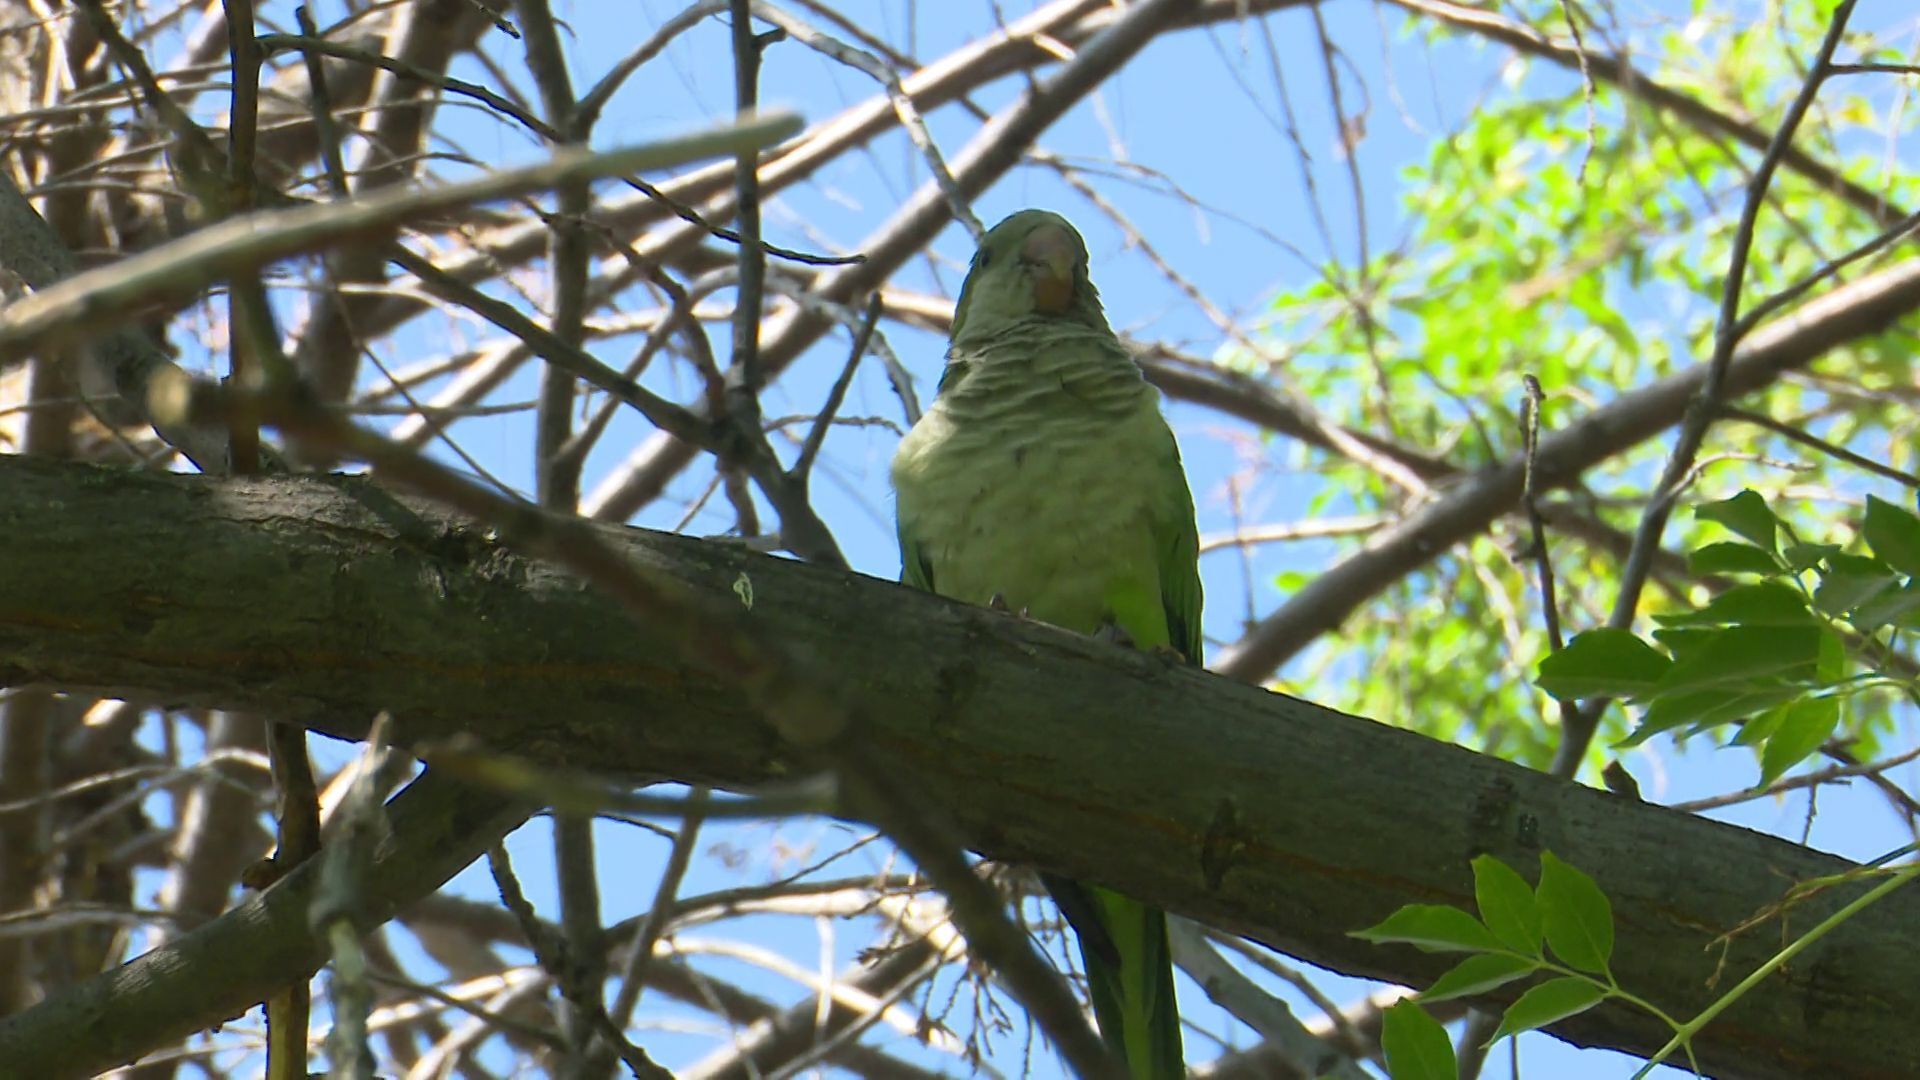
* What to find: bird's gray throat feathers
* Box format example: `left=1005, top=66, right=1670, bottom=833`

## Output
left=939, top=321, right=1149, bottom=425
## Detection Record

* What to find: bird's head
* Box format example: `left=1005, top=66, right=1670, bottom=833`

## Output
left=950, top=209, right=1105, bottom=343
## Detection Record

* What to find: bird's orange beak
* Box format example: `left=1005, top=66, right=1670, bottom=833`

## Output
left=1023, top=223, right=1077, bottom=314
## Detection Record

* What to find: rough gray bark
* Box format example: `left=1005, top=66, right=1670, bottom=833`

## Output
left=0, top=454, right=1916, bottom=1079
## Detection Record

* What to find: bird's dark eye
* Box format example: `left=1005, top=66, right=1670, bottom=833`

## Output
left=976, top=249, right=992, bottom=269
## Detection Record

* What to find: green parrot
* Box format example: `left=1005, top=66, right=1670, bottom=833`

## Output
left=891, top=209, right=1201, bottom=1079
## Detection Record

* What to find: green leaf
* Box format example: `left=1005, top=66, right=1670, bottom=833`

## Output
left=1536, top=629, right=1671, bottom=701
left=1626, top=684, right=1804, bottom=744
left=1649, top=626, right=1717, bottom=664
left=1731, top=704, right=1788, bottom=747
left=1420, top=953, right=1539, bottom=1004
left=1849, top=581, right=1920, bottom=634
left=1815, top=554, right=1900, bottom=617
left=1536, top=852, right=1613, bottom=975
left=1688, top=542, right=1782, bottom=576
left=1653, top=582, right=1813, bottom=627
left=1782, top=542, right=1842, bottom=573
left=1472, top=855, right=1542, bottom=955
left=1488, top=977, right=1606, bottom=1042
left=1696, top=490, right=1777, bottom=550
left=1382, top=1001, right=1459, bottom=1080
left=1353, top=905, right=1504, bottom=953
left=1652, top=625, right=1824, bottom=694
left=1864, top=495, right=1920, bottom=576
left=1757, top=698, right=1840, bottom=787
left=1816, top=624, right=1846, bottom=683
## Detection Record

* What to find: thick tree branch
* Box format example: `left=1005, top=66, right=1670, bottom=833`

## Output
left=0, top=456, right=1916, bottom=1079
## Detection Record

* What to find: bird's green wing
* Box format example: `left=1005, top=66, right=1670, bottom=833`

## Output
left=897, top=515, right=935, bottom=592
left=1154, top=423, right=1204, bottom=666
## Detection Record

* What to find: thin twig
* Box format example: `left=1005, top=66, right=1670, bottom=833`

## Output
left=259, top=33, right=558, bottom=143
left=489, top=844, right=674, bottom=1080
left=1826, top=62, right=1920, bottom=77
left=293, top=7, right=350, bottom=197
left=1519, top=376, right=1565, bottom=653
left=701, top=3, right=845, bottom=561
left=730, top=0, right=775, bottom=398
left=793, top=292, right=882, bottom=483
left=1554, top=0, right=1598, bottom=181
left=606, top=789, right=710, bottom=1029
left=1734, top=208, right=1920, bottom=339
left=315, top=716, right=398, bottom=1080
left=1673, top=744, right=1920, bottom=814
left=1196, top=514, right=1386, bottom=553
left=262, top=722, right=321, bottom=1080
left=754, top=0, right=983, bottom=239
left=550, top=269, right=706, bottom=475
left=388, top=246, right=715, bottom=447
left=1718, top=405, right=1920, bottom=490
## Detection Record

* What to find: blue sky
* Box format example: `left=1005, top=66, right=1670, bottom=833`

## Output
left=139, top=1, right=1920, bottom=1076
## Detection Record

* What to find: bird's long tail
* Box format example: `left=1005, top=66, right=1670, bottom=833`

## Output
left=1042, top=873, right=1184, bottom=1079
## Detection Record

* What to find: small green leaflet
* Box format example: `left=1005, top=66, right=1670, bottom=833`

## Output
left=1782, top=541, right=1841, bottom=573
left=1472, top=854, right=1542, bottom=955
left=1624, top=684, right=1804, bottom=746
left=1382, top=1001, right=1458, bottom=1080
left=1538, top=852, right=1614, bottom=975
left=1419, top=953, right=1537, bottom=1004
left=1756, top=697, right=1840, bottom=787
left=1815, top=554, right=1901, bottom=617
left=1864, top=495, right=1920, bottom=577
left=1687, top=541, right=1781, bottom=576
left=1653, top=581, right=1812, bottom=627
left=1696, top=490, right=1777, bottom=550
left=1850, top=582, right=1920, bottom=634
left=1352, top=905, right=1505, bottom=953
left=1489, top=977, right=1607, bottom=1042
left=1536, top=629, right=1670, bottom=701
left=1650, top=624, right=1829, bottom=694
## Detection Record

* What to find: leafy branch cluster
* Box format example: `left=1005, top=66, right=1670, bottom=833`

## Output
left=1361, top=852, right=1652, bottom=1080
left=1541, top=490, right=1920, bottom=783
left=1359, top=488, right=1920, bottom=1078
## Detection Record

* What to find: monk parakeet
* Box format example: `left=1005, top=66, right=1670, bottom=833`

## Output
left=891, top=209, right=1201, bottom=1079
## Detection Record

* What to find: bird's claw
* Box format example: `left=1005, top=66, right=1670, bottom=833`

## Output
left=1092, top=622, right=1186, bottom=663
left=987, top=593, right=1032, bottom=618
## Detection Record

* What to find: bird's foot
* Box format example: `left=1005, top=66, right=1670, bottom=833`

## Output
left=1093, top=621, right=1187, bottom=663
left=987, top=593, right=1032, bottom=618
